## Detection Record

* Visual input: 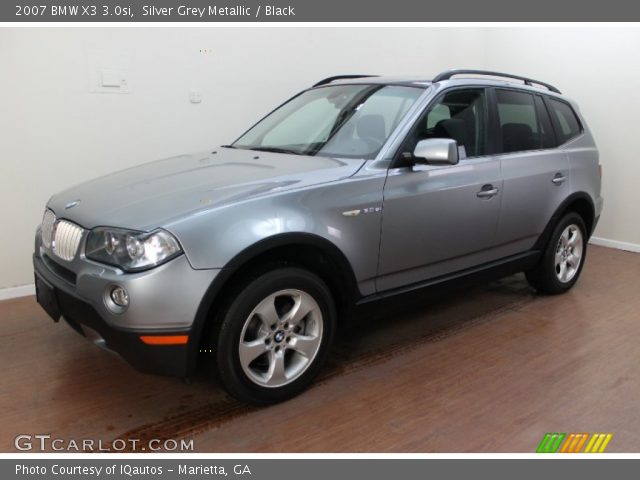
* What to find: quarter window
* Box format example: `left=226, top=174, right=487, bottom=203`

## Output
left=547, top=98, right=583, bottom=144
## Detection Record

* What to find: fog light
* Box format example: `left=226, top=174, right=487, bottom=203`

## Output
left=110, top=286, right=129, bottom=307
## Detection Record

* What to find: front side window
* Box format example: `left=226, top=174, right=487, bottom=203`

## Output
left=233, top=85, right=423, bottom=159
left=404, top=88, right=488, bottom=159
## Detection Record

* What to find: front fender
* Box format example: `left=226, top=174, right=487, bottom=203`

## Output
left=165, top=176, right=385, bottom=296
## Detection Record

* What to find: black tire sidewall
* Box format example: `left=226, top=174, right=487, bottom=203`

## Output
left=215, top=267, right=336, bottom=404
left=540, top=212, right=588, bottom=293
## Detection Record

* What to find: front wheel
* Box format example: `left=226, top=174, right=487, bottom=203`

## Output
left=526, top=212, right=587, bottom=294
left=214, top=267, right=336, bottom=404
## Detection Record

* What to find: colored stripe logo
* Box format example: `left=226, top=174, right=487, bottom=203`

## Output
left=537, top=433, right=613, bottom=453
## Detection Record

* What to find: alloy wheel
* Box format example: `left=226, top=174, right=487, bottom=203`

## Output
left=238, top=289, right=323, bottom=388
left=555, top=224, right=584, bottom=283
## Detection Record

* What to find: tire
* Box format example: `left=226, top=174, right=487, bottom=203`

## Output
left=526, top=212, right=588, bottom=294
left=214, top=267, right=336, bottom=404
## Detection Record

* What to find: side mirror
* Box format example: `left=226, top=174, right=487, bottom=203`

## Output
left=412, top=138, right=459, bottom=166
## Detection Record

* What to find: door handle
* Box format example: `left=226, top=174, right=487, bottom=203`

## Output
left=552, top=173, right=567, bottom=185
left=477, top=185, right=499, bottom=198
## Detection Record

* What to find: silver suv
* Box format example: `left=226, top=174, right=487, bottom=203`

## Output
left=34, top=69, right=603, bottom=403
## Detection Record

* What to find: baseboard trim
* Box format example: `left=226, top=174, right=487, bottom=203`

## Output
left=0, top=283, right=35, bottom=302
left=590, top=236, right=640, bottom=253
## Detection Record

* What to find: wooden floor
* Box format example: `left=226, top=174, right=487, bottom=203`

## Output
left=1, top=245, right=639, bottom=452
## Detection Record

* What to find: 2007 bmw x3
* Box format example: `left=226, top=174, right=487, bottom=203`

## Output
left=34, top=69, right=603, bottom=404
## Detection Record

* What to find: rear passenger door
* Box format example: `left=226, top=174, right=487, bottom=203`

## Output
left=493, top=88, right=570, bottom=255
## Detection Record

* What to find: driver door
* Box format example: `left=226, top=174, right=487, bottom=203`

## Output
left=377, top=87, right=503, bottom=292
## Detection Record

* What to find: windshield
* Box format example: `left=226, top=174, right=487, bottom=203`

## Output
left=232, top=84, right=424, bottom=159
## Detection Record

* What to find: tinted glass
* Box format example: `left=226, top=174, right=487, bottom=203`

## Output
left=234, top=85, right=423, bottom=159
left=496, top=89, right=543, bottom=153
left=534, top=95, right=557, bottom=149
left=412, top=89, right=487, bottom=158
left=547, top=98, right=583, bottom=144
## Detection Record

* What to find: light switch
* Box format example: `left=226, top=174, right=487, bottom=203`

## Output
left=189, top=89, right=202, bottom=104
left=100, top=69, right=126, bottom=88
left=87, top=50, right=130, bottom=94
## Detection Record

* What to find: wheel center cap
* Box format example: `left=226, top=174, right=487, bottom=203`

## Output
left=274, top=331, right=285, bottom=343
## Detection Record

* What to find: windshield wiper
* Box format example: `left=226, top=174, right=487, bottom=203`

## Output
left=247, top=146, right=302, bottom=156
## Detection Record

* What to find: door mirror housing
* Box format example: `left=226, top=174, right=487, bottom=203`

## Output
left=412, top=138, right=459, bottom=166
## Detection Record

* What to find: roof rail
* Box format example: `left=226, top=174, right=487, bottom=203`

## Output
left=313, top=75, right=378, bottom=87
left=432, top=69, right=561, bottom=94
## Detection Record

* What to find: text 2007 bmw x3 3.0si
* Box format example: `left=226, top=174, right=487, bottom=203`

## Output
left=34, top=69, right=603, bottom=404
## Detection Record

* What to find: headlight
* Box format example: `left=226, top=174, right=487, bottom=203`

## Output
left=85, top=228, right=182, bottom=272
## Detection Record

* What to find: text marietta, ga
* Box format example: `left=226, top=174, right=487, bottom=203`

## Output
left=16, top=464, right=252, bottom=476
left=142, top=5, right=295, bottom=17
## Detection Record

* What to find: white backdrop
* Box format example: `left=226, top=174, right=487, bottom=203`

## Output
left=0, top=27, right=638, bottom=292
left=484, top=27, right=640, bottom=257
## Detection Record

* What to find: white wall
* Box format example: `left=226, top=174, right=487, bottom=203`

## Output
left=0, top=27, right=638, bottom=292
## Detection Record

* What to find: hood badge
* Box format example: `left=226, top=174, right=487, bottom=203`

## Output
left=65, top=200, right=81, bottom=210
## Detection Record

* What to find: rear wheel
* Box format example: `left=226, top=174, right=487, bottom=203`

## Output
left=214, top=267, right=336, bottom=404
left=526, top=212, right=587, bottom=294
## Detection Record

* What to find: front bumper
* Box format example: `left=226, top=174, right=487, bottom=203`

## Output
left=33, top=235, right=219, bottom=377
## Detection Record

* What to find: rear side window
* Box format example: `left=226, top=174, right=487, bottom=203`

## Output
left=496, top=89, right=551, bottom=153
left=547, top=98, right=583, bottom=144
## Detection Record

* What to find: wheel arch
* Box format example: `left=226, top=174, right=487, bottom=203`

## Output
left=533, top=192, right=596, bottom=252
left=185, top=233, right=360, bottom=375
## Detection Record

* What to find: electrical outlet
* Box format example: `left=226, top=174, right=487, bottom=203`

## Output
left=189, top=89, right=202, bottom=104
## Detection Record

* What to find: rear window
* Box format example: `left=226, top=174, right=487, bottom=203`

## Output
left=547, top=98, right=583, bottom=144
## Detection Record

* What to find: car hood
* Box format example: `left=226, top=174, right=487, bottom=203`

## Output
left=48, top=148, right=365, bottom=230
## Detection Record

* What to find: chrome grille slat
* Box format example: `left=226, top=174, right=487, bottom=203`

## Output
left=53, top=220, right=84, bottom=262
left=65, top=227, right=72, bottom=259
left=66, top=226, right=74, bottom=259
left=65, top=225, right=73, bottom=259
left=60, top=224, right=68, bottom=259
left=41, top=210, right=56, bottom=248
left=68, top=230, right=75, bottom=259
left=73, top=228, right=82, bottom=258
